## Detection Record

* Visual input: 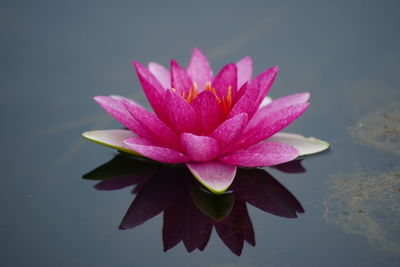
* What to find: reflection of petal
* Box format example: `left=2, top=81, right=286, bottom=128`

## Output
left=119, top=170, right=183, bottom=229
left=271, top=159, right=306, bottom=173
left=232, top=168, right=304, bottom=218
left=94, top=173, right=151, bottom=191
left=163, top=190, right=212, bottom=252
left=215, top=199, right=255, bottom=256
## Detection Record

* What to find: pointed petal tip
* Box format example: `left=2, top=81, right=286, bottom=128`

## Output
left=132, top=60, right=140, bottom=68
left=81, top=129, right=142, bottom=156
left=133, top=61, right=146, bottom=73
left=243, top=56, right=252, bottom=61
left=170, top=59, right=178, bottom=66
left=192, top=47, right=208, bottom=57
left=93, top=95, right=106, bottom=102
left=192, top=47, right=202, bottom=53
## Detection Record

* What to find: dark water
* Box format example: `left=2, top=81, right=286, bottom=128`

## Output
left=1, top=0, right=400, bottom=266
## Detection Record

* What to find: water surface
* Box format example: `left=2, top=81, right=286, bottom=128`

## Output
left=1, top=0, right=400, bottom=266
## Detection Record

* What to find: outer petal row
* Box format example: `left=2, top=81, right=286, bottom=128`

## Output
left=94, top=96, right=150, bottom=138
left=228, top=66, right=278, bottom=120
left=219, top=142, right=299, bottom=167
left=133, top=62, right=169, bottom=123
left=124, top=137, right=189, bottom=164
left=236, top=103, right=310, bottom=149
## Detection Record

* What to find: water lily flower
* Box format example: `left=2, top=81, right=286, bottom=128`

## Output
left=83, top=48, right=329, bottom=193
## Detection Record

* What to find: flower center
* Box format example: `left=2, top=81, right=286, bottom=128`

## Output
left=173, top=82, right=233, bottom=115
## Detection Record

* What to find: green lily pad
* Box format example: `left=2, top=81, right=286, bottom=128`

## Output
left=190, top=184, right=235, bottom=221
left=82, top=129, right=143, bottom=157
left=268, top=132, right=330, bottom=156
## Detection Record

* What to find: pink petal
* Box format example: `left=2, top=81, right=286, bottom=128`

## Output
left=210, top=113, right=248, bottom=152
left=232, top=168, right=304, bottom=217
left=253, top=66, right=279, bottom=109
left=212, top=63, right=237, bottom=100
left=94, top=96, right=150, bottom=138
left=165, top=90, right=199, bottom=134
left=171, top=59, right=192, bottom=95
left=124, top=137, right=189, bottom=164
left=148, top=62, right=171, bottom=89
left=187, top=48, right=213, bottom=90
left=191, top=90, right=224, bottom=135
left=265, top=92, right=310, bottom=112
left=133, top=61, right=169, bottom=122
left=228, top=66, right=278, bottom=119
left=236, top=56, right=253, bottom=88
left=186, top=161, right=237, bottom=193
left=180, top=133, right=219, bottom=162
left=248, top=92, right=310, bottom=129
left=109, top=95, right=139, bottom=105
left=121, top=99, right=180, bottom=149
left=219, top=142, right=299, bottom=167
left=237, top=103, right=310, bottom=148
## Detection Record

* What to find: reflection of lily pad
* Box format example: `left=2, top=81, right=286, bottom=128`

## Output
left=351, top=102, right=400, bottom=155
left=190, top=185, right=235, bottom=221
left=324, top=167, right=400, bottom=252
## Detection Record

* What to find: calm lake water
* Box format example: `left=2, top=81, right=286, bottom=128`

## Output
left=1, top=1, right=400, bottom=266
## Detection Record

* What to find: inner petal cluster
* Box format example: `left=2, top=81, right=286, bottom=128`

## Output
left=174, top=81, right=234, bottom=118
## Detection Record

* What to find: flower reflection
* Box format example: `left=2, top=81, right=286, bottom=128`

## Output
left=83, top=155, right=304, bottom=256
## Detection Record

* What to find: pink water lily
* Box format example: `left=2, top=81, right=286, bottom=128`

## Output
left=83, top=48, right=329, bottom=193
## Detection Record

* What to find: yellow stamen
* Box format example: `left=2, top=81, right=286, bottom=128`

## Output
left=183, top=83, right=198, bottom=103
left=227, top=86, right=232, bottom=108
left=204, top=81, right=222, bottom=103
left=180, top=81, right=234, bottom=118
